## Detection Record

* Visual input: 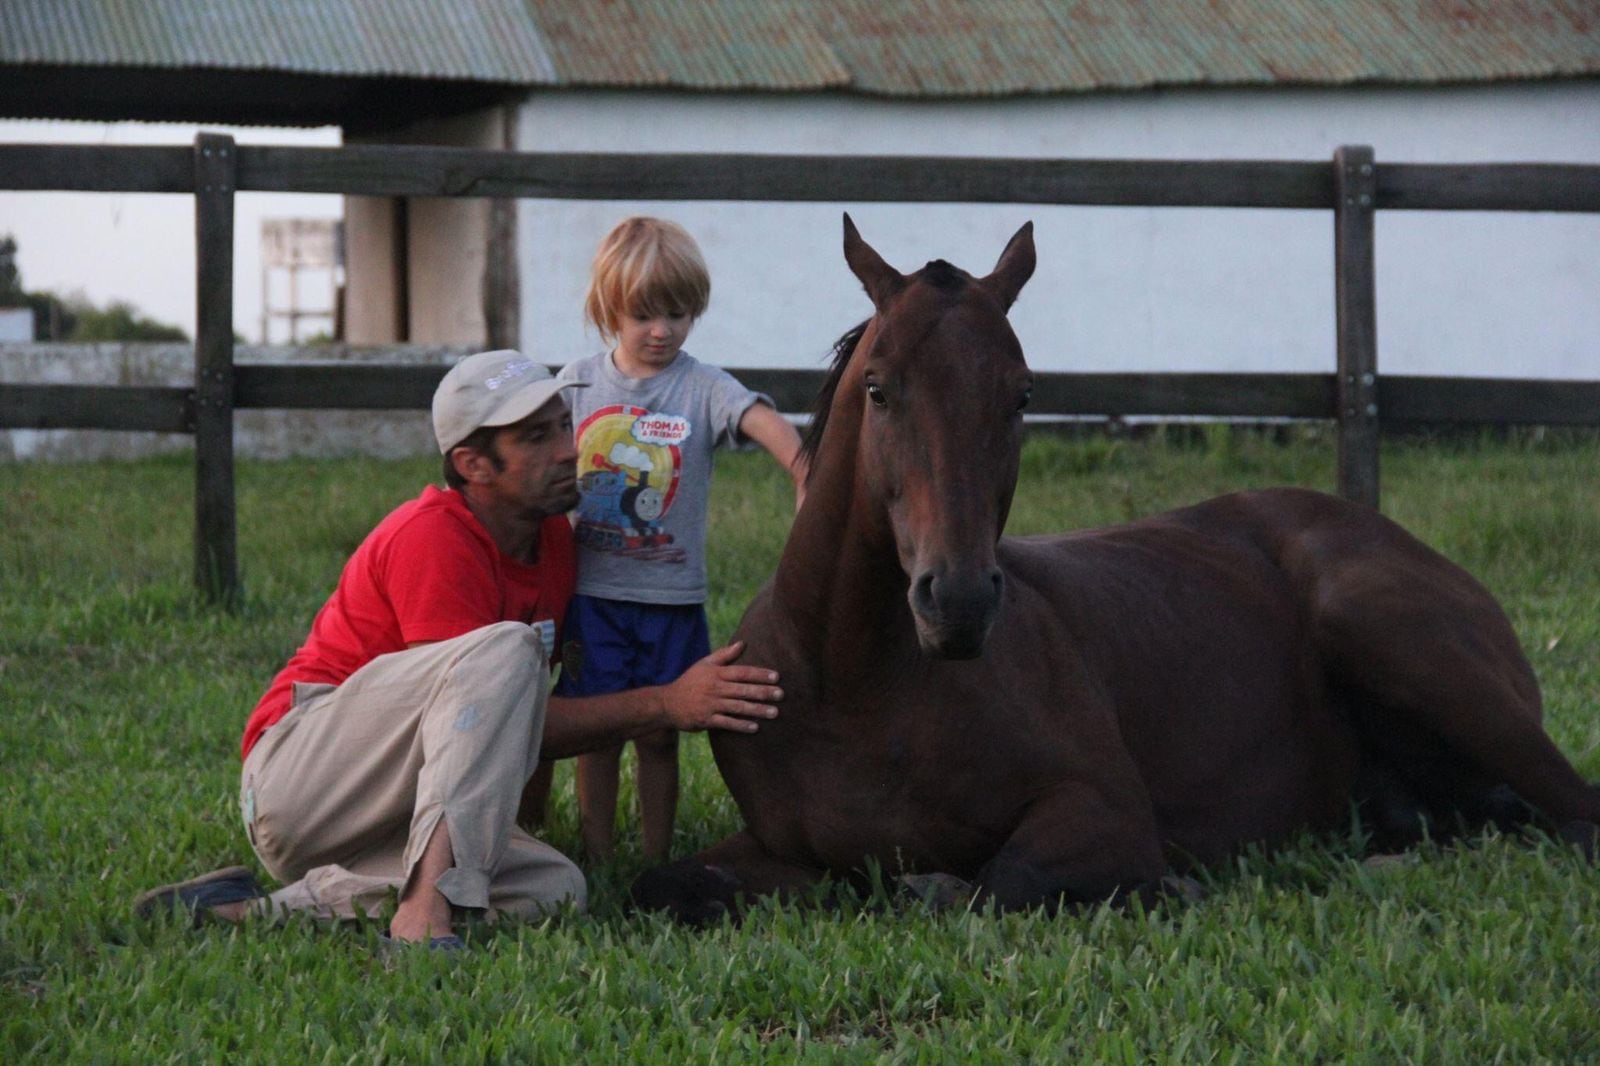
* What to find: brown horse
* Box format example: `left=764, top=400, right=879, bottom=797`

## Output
left=633, top=216, right=1600, bottom=923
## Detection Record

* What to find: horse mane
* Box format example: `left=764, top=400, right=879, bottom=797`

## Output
left=920, top=259, right=970, bottom=290
left=798, top=319, right=867, bottom=475
left=797, top=261, right=975, bottom=478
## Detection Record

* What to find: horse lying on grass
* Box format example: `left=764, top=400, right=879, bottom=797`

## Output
left=634, top=216, right=1600, bottom=924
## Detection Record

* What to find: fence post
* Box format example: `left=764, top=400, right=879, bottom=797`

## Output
left=194, top=133, right=239, bottom=604
left=1333, top=145, right=1380, bottom=508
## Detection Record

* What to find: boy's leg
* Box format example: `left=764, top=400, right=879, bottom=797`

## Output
left=631, top=604, right=710, bottom=863
left=556, top=595, right=634, bottom=863
left=577, top=747, right=623, bottom=860
left=243, top=622, right=558, bottom=923
left=517, top=760, right=556, bottom=831
left=635, top=728, right=680, bottom=862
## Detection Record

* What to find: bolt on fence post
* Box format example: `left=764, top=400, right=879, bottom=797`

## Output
left=194, top=132, right=239, bottom=605
left=1334, top=145, right=1380, bottom=509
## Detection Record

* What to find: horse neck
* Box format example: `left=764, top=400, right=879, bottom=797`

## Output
left=769, top=402, right=917, bottom=683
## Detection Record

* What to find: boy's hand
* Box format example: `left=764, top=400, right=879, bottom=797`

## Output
left=661, top=641, right=782, bottom=733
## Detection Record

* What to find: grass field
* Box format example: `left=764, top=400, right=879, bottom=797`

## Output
left=4, top=429, right=1598, bottom=1061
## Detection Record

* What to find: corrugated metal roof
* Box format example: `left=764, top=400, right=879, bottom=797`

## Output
left=3, top=0, right=1597, bottom=95
left=525, top=2, right=848, bottom=90
left=0, top=0, right=556, bottom=83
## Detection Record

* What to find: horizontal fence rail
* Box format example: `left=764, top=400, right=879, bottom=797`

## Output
left=9, top=370, right=1600, bottom=430
left=7, top=143, right=1600, bottom=212
left=2, top=135, right=1597, bottom=601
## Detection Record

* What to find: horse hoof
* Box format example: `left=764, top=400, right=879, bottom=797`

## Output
left=1361, top=852, right=1420, bottom=871
left=630, top=861, right=742, bottom=927
left=1157, top=874, right=1208, bottom=905
left=1556, top=820, right=1599, bottom=862
left=898, top=872, right=975, bottom=912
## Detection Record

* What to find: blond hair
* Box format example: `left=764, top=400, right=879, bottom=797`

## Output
left=584, top=217, right=711, bottom=342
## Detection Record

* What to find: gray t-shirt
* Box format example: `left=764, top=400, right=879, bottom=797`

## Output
left=556, top=350, right=769, bottom=604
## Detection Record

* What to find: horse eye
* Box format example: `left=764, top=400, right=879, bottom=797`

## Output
left=1018, top=387, right=1032, bottom=412
left=866, top=382, right=887, bottom=408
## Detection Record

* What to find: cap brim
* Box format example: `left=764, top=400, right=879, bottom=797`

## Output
left=480, top=377, right=589, bottom=430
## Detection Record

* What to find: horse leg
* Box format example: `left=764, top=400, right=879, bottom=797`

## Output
left=630, top=829, right=825, bottom=926
left=1313, top=556, right=1600, bottom=855
left=973, top=775, right=1169, bottom=912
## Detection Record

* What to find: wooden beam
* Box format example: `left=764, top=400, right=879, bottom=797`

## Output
left=194, top=133, right=239, bottom=605
left=235, top=146, right=1336, bottom=208
left=1381, top=377, right=1600, bottom=426
left=1379, top=164, right=1600, bottom=213
left=227, top=365, right=1340, bottom=419
left=1026, top=373, right=1335, bottom=419
left=0, top=384, right=193, bottom=431
left=1334, top=146, right=1380, bottom=509
left=232, top=362, right=449, bottom=409
left=483, top=198, right=520, bottom=350
left=9, top=372, right=1600, bottom=437
left=4, top=144, right=1596, bottom=215
left=0, top=144, right=194, bottom=192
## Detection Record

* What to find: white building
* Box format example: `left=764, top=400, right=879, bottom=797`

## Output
left=509, top=84, right=1600, bottom=380
left=0, top=307, right=33, bottom=342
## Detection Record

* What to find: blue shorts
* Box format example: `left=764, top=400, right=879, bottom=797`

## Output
left=554, top=595, right=711, bottom=697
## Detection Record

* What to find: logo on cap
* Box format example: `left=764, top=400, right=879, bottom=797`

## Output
left=485, top=360, right=538, bottom=391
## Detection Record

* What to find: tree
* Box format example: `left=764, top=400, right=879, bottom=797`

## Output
left=65, top=298, right=188, bottom=342
left=0, top=232, right=187, bottom=341
left=0, top=234, right=22, bottom=303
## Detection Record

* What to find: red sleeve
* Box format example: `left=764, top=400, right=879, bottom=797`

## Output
left=379, top=508, right=502, bottom=645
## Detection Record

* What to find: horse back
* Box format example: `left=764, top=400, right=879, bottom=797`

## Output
left=993, top=488, right=1396, bottom=854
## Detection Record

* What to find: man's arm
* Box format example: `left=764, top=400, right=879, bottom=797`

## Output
left=738, top=401, right=809, bottom=509
left=540, top=640, right=782, bottom=760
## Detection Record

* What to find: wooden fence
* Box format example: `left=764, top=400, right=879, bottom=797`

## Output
left=2, top=135, right=1598, bottom=602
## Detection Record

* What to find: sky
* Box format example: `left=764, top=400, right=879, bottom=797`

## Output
left=0, top=119, right=343, bottom=342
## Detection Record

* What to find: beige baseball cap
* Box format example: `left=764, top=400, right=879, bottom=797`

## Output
left=431, top=349, right=587, bottom=454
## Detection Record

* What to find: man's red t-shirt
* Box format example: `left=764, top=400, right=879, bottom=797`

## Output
left=241, top=486, right=576, bottom=759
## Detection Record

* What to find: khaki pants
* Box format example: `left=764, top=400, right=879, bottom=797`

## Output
left=240, top=622, right=586, bottom=922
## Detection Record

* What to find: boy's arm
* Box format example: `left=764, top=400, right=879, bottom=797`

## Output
left=738, top=401, right=809, bottom=509
left=540, top=641, right=782, bottom=759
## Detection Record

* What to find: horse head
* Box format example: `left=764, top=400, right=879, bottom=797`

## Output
left=834, top=214, right=1036, bottom=659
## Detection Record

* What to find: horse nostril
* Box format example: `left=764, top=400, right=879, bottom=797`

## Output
left=912, top=569, right=1002, bottom=620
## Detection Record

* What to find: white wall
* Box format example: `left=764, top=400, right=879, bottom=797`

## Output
left=0, top=343, right=458, bottom=461
left=517, top=84, right=1600, bottom=380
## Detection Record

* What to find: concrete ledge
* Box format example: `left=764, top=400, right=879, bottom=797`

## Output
left=2, top=343, right=474, bottom=461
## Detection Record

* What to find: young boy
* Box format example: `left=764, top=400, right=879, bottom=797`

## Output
left=551, top=216, right=805, bottom=861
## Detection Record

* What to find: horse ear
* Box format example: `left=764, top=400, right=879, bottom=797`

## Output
left=979, top=221, right=1036, bottom=312
left=843, top=213, right=906, bottom=310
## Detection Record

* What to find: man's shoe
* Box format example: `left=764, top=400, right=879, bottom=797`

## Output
left=134, top=866, right=267, bottom=925
left=377, top=932, right=467, bottom=956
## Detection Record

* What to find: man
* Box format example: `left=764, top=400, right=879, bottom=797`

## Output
left=136, top=350, right=783, bottom=949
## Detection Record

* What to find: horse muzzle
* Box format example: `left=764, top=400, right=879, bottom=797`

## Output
left=908, top=565, right=1004, bottom=659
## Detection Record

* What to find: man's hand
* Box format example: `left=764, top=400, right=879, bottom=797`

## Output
left=661, top=641, right=782, bottom=733
left=541, top=641, right=783, bottom=758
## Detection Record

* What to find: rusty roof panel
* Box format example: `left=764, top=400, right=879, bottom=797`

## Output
left=2, top=0, right=1596, bottom=95
left=526, top=1, right=849, bottom=90
left=0, top=0, right=557, bottom=83
left=813, top=0, right=1600, bottom=95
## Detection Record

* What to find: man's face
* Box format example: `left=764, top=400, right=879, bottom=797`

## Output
left=481, top=397, right=579, bottom=518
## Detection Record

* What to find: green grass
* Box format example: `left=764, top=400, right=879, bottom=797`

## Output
left=4, top=430, right=1599, bottom=1062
